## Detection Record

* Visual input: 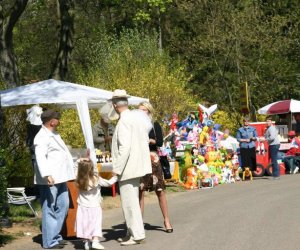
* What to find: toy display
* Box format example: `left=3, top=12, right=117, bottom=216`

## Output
left=161, top=103, right=245, bottom=190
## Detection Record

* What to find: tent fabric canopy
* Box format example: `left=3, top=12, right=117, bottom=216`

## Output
left=0, top=79, right=149, bottom=166
left=257, top=99, right=300, bottom=115
left=0, top=79, right=147, bottom=107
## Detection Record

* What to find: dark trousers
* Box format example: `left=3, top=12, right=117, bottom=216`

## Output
left=240, top=147, right=256, bottom=171
left=269, top=144, right=280, bottom=177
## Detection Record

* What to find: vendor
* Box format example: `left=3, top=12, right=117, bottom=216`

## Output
left=92, top=116, right=114, bottom=152
left=236, top=117, right=258, bottom=171
left=282, top=131, right=300, bottom=174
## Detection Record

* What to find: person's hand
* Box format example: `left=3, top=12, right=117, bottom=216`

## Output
left=259, top=137, right=266, bottom=142
left=250, top=137, right=257, bottom=141
left=46, top=176, right=55, bottom=186
left=243, top=138, right=250, bottom=143
left=149, top=139, right=156, bottom=145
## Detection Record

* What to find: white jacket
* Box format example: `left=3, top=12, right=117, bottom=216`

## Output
left=112, top=109, right=152, bottom=181
left=34, top=126, right=75, bottom=185
left=77, top=175, right=117, bottom=207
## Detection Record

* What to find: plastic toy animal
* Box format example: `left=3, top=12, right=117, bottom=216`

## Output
left=242, top=167, right=253, bottom=181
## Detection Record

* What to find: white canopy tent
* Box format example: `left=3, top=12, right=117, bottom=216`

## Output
left=0, top=79, right=149, bottom=164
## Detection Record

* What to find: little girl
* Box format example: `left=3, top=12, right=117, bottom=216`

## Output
left=75, top=158, right=117, bottom=250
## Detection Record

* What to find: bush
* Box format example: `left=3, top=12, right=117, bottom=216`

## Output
left=72, top=29, right=196, bottom=124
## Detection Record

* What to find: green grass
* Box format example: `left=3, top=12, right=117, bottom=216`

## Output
left=0, top=233, right=15, bottom=246
left=8, top=200, right=40, bottom=222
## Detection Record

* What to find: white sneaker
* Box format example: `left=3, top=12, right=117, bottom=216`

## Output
left=293, top=167, right=299, bottom=174
left=92, top=241, right=105, bottom=250
left=84, top=240, right=90, bottom=250
left=120, top=237, right=145, bottom=246
left=117, top=235, right=131, bottom=242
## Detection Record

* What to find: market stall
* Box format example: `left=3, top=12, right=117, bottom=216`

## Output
left=0, top=79, right=148, bottom=237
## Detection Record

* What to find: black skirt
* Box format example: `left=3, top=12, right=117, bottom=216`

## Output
left=240, top=147, right=257, bottom=171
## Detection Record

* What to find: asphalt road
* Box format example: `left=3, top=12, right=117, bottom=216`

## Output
left=3, top=174, right=300, bottom=250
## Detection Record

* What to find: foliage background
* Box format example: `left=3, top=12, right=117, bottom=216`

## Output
left=0, top=0, right=300, bottom=189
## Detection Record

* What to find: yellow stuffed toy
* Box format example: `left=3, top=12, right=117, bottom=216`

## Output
left=199, top=126, right=209, bottom=146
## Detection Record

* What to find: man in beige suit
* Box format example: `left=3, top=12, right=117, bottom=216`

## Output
left=110, top=89, right=152, bottom=246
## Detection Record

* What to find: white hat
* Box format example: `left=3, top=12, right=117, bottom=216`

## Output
left=109, top=89, right=130, bottom=100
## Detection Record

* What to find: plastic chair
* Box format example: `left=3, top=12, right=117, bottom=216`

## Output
left=7, top=187, right=38, bottom=217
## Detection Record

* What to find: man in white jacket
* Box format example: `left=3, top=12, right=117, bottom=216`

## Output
left=34, top=109, right=75, bottom=249
left=110, top=90, right=152, bottom=246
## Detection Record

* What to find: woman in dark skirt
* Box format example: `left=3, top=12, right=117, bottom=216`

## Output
left=236, top=117, right=258, bottom=172
left=138, top=102, right=173, bottom=233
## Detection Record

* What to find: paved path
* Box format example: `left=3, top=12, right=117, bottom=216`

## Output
left=3, top=174, right=300, bottom=250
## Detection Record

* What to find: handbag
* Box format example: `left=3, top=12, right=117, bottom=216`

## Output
left=159, top=155, right=172, bottom=179
left=153, top=125, right=172, bottom=179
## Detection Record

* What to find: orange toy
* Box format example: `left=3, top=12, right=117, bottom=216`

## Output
left=184, top=167, right=198, bottom=189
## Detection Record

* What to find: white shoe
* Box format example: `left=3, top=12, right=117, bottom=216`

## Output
left=120, top=237, right=145, bottom=246
left=92, top=241, right=105, bottom=250
left=293, top=167, right=299, bottom=174
left=117, top=235, right=131, bottom=242
left=84, top=240, right=90, bottom=250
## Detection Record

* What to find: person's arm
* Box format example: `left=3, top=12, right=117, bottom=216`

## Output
left=153, top=122, right=163, bottom=147
left=98, top=175, right=118, bottom=187
left=236, top=128, right=250, bottom=143
left=112, top=119, right=132, bottom=175
left=34, top=134, right=53, bottom=184
left=251, top=128, right=258, bottom=141
left=267, top=126, right=277, bottom=143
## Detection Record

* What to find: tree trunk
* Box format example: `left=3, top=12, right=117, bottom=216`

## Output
left=49, top=0, right=74, bottom=80
left=0, top=0, right=28, bottom=87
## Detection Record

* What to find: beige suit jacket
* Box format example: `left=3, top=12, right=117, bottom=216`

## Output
left=112, top=109, right=152, bottom=181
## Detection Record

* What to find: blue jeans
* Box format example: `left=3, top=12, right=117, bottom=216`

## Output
left=269, top=144, right=280, bottom=177
left=38, top=183, right=69, bottom=248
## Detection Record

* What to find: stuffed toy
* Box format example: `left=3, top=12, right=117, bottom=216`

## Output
left=169, top=112, right=178, bottom=132
left=197, top=164, right=213, bottom=189
left=221, top=166, right=233, bottom=183
left=179, top=126, right=189, bottom=141
left=184, top=167, right=198, bottom=189
left=198, top=103, right=218, bottom=125
left=199, top=126, right=209, bottom=146
left=180, top=145, right=193, bottom=182
left=242, top=167, right=253, bottom=181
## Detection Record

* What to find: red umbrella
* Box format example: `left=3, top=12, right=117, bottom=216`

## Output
left=258, top=99, right=300, bottom=114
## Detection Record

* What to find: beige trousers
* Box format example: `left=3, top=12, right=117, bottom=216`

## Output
left=119, top=177, right=145, bottom=241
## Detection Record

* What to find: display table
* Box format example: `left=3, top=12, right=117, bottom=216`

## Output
left=97, top=163, right=117, bottom=197
left=61, top=181, right=78, bottom=238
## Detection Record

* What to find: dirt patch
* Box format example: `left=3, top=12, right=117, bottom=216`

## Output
left=1, top=218, right=40, bottom=238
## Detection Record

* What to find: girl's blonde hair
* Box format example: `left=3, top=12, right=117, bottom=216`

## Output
left=75, top=159, right=96, bottom=191
left=138, top=101, right=154, bottom=120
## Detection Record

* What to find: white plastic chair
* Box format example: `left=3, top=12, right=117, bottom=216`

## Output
left=7, top=187, right=38, bottom=217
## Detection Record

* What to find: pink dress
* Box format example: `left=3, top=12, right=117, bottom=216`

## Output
left=75, top=176, right=117, bottom=240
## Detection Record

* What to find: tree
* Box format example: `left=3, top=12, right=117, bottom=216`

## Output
left=0, top=0, right=28, bottom=87
left=164, top=0, right=300, bottom=111
left=49, top=0, right=75, bottom=80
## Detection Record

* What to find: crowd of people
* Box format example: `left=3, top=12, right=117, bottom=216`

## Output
left=32, top=89, right=173, bottom=249
left=29, top=89, right=300, bottom=249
